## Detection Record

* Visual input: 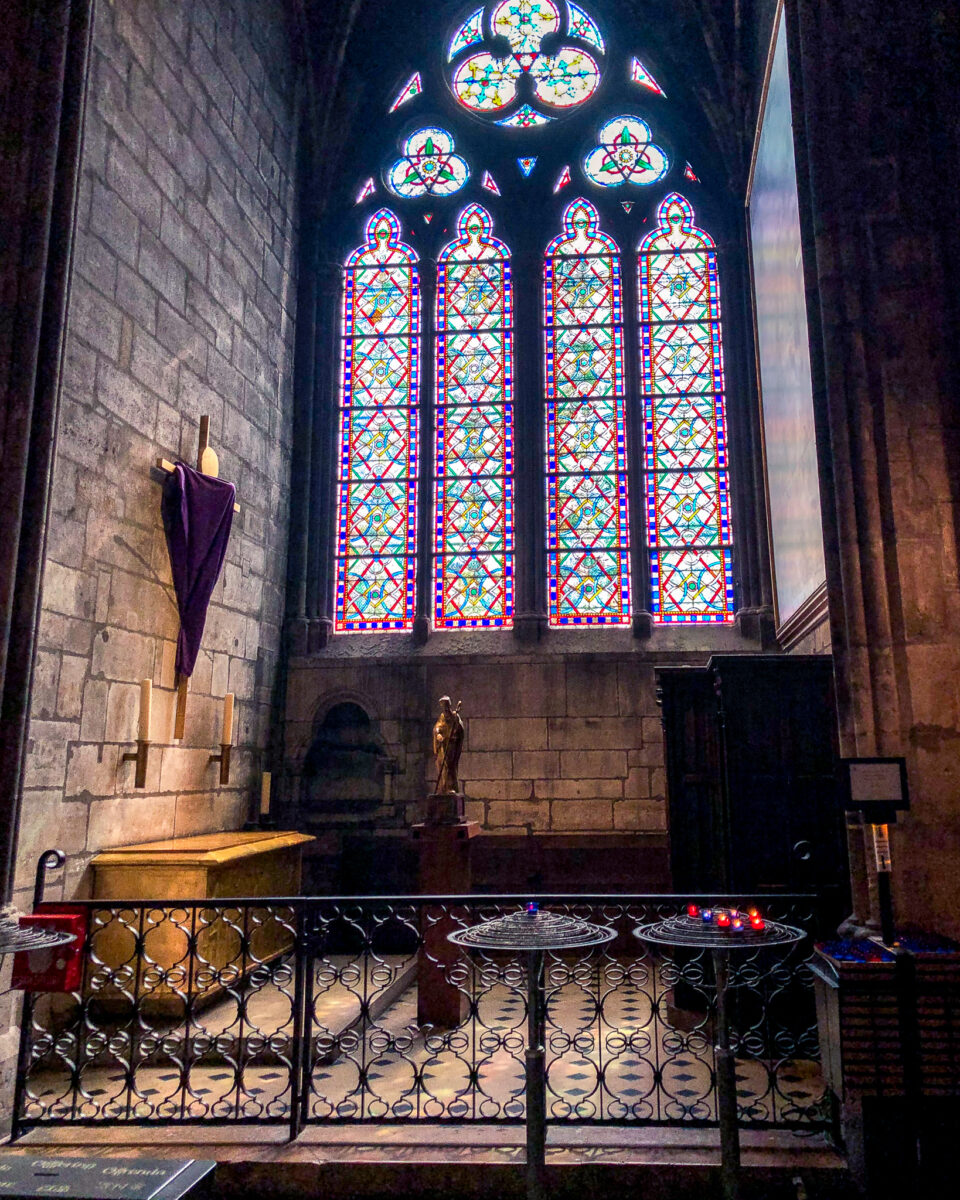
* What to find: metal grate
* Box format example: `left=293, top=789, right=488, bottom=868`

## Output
left=13, top=893, right=830, bottom=1140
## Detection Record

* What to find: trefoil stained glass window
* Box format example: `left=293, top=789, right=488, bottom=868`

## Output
left=450, top=0, right=602, bottom=124
left=639, top=193, right=734, bottom=622
left=435, top=205, right=514, bottom=628
left=544, top=199, right=631, bottom=626
left=335, top=209, right=420, bottom=632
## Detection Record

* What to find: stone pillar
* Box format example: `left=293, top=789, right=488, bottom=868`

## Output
left=792, top=0, right=960, bottom=936
left=413, top=817, right=478, bottom=1027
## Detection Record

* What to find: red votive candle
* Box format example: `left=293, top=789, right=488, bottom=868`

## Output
left=687, top=904, right=700, bottom=918
left=717, top=911, right=731, bottom=930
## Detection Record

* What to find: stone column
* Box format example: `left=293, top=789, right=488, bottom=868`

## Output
left=792, top=0, right=960, bottom=936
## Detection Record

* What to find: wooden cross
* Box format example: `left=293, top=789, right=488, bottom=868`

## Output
left=156, top=415, right=240, bottom=739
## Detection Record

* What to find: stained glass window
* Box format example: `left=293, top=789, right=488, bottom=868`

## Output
left=495, top=104, right=554, bottom=127
left=448, top=6, right=484, bottom=60
left=389, top=73, right=423, bottom=112
left=638, top=193, right=734, bottom=623
left=630, top=56, right=666, bottom=97
left=451, top=0, right=601, bottom=118
left=583, top=116, right=670, bottom=188
left=336, top=209, right=420, bottom=632
left=435, top=205, right=514, bottom=628
left=544, top=198, right=631, bottom=626
left=386, top=128, right=470, bottom=199
left=568, top=1, right=604, bottom=53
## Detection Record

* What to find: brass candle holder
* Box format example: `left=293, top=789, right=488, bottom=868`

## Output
left=122, top=740, right=151, bottom=789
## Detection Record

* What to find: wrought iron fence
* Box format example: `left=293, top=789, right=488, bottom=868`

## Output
left=13, top=894, right=831, bottom=1140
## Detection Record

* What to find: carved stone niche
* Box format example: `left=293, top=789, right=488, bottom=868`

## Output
left=300, top=701, right=395, bottom=827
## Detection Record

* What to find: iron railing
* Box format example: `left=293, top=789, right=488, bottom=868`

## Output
left=13, top=894, right=831, bottom=1140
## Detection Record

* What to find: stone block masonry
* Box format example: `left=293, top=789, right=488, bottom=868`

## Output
left=285, top=654, right=674, bottom=840
left=13, top=0, right=301, bottom=905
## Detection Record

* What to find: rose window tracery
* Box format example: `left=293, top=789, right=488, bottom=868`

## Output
left=449, top=1, right=603, bottom=126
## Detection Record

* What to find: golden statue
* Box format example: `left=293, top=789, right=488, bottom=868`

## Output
left=432, top=696, right=464, bottom=795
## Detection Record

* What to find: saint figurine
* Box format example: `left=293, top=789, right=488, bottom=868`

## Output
left=433, top=696, right=464, bottom=795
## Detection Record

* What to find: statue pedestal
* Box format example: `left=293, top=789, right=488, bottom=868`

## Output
left=412, top=817, right=478, bottom=1028
left=424, top=791, right=465, bottom=825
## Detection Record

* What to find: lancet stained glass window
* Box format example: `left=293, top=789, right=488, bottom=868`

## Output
left=336, top=209, right=420, bottom=632
left=544, top=198, right=631, bottom=625
left=638, top=193, right=734, bottom=622
left=435, top=205, right=514, bottom=627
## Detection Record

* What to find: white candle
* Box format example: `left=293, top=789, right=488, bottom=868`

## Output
left=222, top=692, right=234, bottom=745
left=138, top=679, right=152, bottom=741
left=260, top=772, right=272, bottom=816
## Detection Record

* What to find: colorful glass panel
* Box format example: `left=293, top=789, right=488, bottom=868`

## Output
left=630, top=56, right=666, bottom=97
left=495, top=104, right=553, bottom=127
left=356, top=178, right=375, bottom=204
left=435, top=205, right=514, bottom=627
left=336, top=209, right=420, bottom=632
left=583, top=115, right=670, bottom=188
left=386, top=128, right=469, bottom=198
left=389, top=72, right=423, bottom=112
left=544, top=198, right=630, bottom=625
left=553, top=165, right=571, bottom=193
left=684, top=162, right=700, bottom=183
left=452, top=0, right=601, bottom=117
left=481, top=170, right=501, bottom=195
left=568, top=1, right=605, bottom=52
left=518, top=156, right=537, bottom=176
left=639, top=193, right=734, bottom=622
left=448, top=6, right=484, bottom=59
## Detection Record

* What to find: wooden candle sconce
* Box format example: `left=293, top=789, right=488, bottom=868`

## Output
left=154, top=416, right=240, bottom=740
left=122, top=741, right=151, bottom=789
left=123, top=679, right=154, bottom=789
left=209, top=744, right=232, bottom=786
left=209, top=693, right=234, bottom=786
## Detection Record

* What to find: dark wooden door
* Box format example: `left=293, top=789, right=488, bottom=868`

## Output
left=658, top=655, right=848, bottom=911
left=658, top=667, right=726, bottom=892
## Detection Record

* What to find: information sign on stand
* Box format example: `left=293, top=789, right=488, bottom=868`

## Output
left=841, top=756, right=909, bottom=945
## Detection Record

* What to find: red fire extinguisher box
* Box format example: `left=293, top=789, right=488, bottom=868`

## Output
left=10, top=906, right=87, bottom=992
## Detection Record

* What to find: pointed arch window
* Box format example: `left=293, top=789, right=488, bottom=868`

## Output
left=544, top=198, right=631, bottom=626
left=327, top=3, right=745, bottom=637
left=335, top=209, right=420, bottom=632
left=434, top=205, right=514, bottom=627
left=639, top=193, right=734, bottom=622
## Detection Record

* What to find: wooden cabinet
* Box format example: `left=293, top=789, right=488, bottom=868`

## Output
left=657, top=655, right=848, bottom=922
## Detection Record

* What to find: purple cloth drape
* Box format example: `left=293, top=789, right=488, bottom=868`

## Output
left=161, top=462, right=236, bottom=678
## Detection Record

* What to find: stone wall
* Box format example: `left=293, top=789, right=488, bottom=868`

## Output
left=283, top=629, right=759, bottom=893
left=12, top=0, right=300, bottom=904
